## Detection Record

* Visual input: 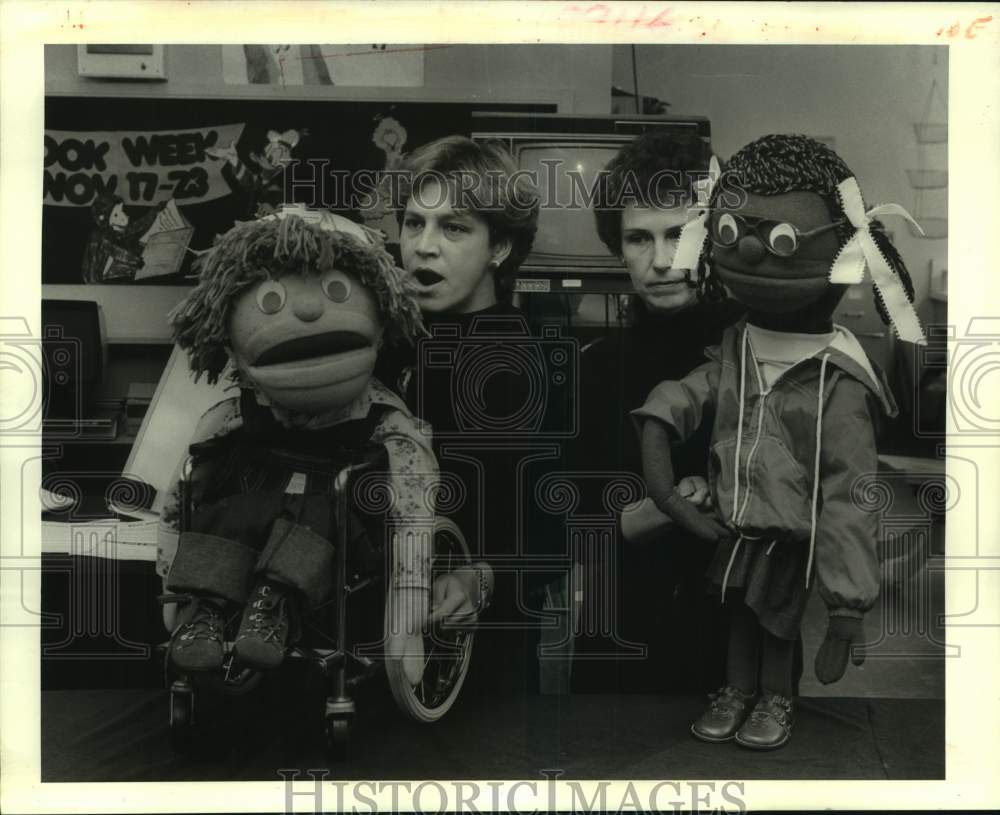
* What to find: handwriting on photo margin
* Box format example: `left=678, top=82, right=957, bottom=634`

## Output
left=562, top=3, right=678, bottom=30
left=936, top=16, right=993, bottom=39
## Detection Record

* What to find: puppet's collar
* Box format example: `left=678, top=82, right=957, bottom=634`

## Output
left=258, top=377, right=409, bottom=430
left=719, top=320, right=897, bottom=417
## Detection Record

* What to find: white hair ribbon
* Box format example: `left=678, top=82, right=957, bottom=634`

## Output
left=829, top=176, right=926, bottom=345
left=672, top=155, right=721, bottom=272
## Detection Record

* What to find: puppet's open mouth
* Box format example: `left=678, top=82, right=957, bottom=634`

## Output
left=414, top=269, right=444, bottom=287
left=253, top=331, right=370, bottom=367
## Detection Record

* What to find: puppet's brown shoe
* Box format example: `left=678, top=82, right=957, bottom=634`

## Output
left=735, top=692, right=794, bottom=750
left=233, top=581, right=294, bottom=670
left=690, top=686, right=757, bottom=743
left=167, top=595, right=225, bottom=673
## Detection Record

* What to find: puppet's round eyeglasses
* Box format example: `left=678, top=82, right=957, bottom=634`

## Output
left=710, top=212, right=846, bottom=258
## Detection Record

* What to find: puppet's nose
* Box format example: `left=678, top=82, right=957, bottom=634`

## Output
left=737, top=235, right=766, bottom=265
left=292, top=294, right=323, bottom=322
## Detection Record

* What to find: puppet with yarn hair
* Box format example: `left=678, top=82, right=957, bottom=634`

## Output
left=156, top=206, right=482, bottom=687
left=631, top=134, right=925, bottom=750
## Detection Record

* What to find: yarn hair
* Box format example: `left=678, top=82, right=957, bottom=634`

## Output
left=710, top=134, right=914, bottom=324
left=169, top=215, right=425, bottom=384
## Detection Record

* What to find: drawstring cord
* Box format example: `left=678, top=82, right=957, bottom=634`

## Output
left=732, top=327, right=749, bottom=520
left=722, top=331, right=828, bottom=597
left=805, top=353, right=831, bottom=588
left=721, top=329, right=751, bottom=601
left=720, top=534, right=744, bottom=601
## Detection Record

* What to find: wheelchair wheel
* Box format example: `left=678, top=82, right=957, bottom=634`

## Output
left=385, top=517, right=475, bottom=723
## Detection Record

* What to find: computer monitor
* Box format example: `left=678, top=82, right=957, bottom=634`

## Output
left=41, top=298, right=106, bottom=422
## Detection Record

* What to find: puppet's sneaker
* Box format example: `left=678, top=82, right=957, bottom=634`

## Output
left=167, top=595, right=225, bottom=672
left=233, top=581, right=293, bottom=670
left=735, top=692, right=794, bottom=750
left=690, top=686, right=757, bottom=743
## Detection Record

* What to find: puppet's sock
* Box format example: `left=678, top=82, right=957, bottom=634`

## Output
left=726, top=604, right=761, bottom=695
left=760, top=629, right=796, bottom=697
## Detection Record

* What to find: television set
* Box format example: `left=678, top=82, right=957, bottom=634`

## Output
left=471, top=112, right=711, bottom=291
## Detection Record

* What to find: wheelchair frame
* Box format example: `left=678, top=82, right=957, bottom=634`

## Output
left=164, top=455, right=478, bottom=756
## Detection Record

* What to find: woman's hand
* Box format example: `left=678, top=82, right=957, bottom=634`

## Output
left=677, top=475, right=712, bottom=509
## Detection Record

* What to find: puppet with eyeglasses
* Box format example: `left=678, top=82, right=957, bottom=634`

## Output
left=630, top=134, right=926, bottom=751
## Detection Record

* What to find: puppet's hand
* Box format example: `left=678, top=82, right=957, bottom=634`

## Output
left=658, top=491, right=730, bottom=543
left=643, top=421, right=727, bottom=543
left=387, top=586, right=428, bottom=686
left=814, top=615, right=866, bottom=684
left=428, top=562, right=494, bottom=627
left=678, top=475, right=712, bottom=509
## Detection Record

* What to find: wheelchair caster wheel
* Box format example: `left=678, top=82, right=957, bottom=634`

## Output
left=169, top=683, right=195, bottom=751
left=325, top=716, right=351, bottom=759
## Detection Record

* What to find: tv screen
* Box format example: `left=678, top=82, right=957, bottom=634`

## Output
left=518, top=143, right=621, bottom=263
left=472, top=113, right=711, bottom=280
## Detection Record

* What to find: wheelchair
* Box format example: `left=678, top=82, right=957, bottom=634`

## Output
left=161, top=451, right=480, bottom=756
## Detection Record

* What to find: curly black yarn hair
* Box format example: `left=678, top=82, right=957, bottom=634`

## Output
left=710, top=133, right=915, bottom=325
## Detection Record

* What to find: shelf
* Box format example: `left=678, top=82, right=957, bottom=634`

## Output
left=906, top=169, right=947, bottom=189
left=42, top=284, right=191, bottom=344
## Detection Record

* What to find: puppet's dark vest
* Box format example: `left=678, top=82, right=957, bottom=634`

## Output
left=185, top=389, right=391, bottom=565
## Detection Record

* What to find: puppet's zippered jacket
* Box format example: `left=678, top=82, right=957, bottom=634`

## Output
left=632, top=319, right=898, bottom=619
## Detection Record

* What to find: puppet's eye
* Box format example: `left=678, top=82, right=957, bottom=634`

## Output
left=321, top=270, right=352, bottom=303
left=715, top=213, right=739, bottom=245
left=255, top=280, right=286, bottom=314
left=768, top=223, right=798, bottom=256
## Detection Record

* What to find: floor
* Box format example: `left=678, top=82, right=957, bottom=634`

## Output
left=42, top=687, right=943, bottom=781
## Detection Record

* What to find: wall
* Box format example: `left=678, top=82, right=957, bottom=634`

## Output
left=614, top=44, right=948, bottom=307
left=46, top=44, right=613, bottom=114
left=42, top=44, right=615, bottom=400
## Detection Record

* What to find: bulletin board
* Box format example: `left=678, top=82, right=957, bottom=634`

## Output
left=42, top=96, right=555, bottom=285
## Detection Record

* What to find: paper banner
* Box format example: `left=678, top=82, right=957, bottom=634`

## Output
left=43, top=123, right=246, bottom=207
left=222, top=45, right=424, bottom=87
